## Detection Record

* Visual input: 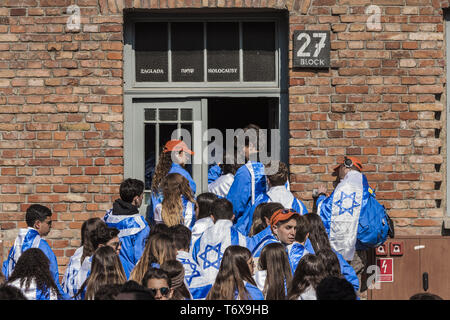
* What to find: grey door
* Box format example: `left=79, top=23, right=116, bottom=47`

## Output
left=127, top=99, right=203, bottom=215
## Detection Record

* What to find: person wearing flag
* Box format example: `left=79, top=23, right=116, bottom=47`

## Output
left=226, top=124, right=267, bottom=223
left=191, top=198, right=272, bottom=286
left=316, top=156, right=386, bottom=294
left=2, top=204, right=69, bottom=299
left=148, top=140, right=196, bottom=225
left=103, top=178, right=150, bottom=278
left=235, top=161, right=308, bottom=235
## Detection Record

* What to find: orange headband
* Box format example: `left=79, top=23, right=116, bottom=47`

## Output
left=269, top=208, right=299, bottom=232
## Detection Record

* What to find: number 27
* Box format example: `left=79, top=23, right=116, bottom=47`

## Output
left=296, top=32, right=327, bottom=58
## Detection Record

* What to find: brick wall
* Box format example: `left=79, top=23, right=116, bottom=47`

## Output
left=0, top=0, right=449, bottom=276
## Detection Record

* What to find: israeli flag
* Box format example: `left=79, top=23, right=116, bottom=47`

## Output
left=9, top=279, right=58, bottom=300
left=2, top=228, right=42, bottom=279
left=191, top=217, right=214, bottom=248
left=317, top=170, right=364, bottom=261
left=73, top=255, right=92, bottom=300
left=103, top=210, right=150, bottom=276
left=191, top=220, right=247, bottom=285
left=177, top=251, right=212, bottom=300
left=154, top=196, right=196, bottom=229
left=61, top=246, right=84, bottom=297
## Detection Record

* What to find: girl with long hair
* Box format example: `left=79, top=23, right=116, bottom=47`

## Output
left=79, top=246, right=127, bottom=300
left=206, top=245, right=263, bottom=300
left=160, top=260, right=191, bottom=300
left=148, top=140, right=196, bottom=225
left=254, top=243, right=292, bottom=300
left=7, top=248, right=61, bottom=300
left=316, top=249, right=342, bottom=278
left=154, top=173, right=197, bottom=229
left=130, top=232, right=177, bottom=284
left=287, top=254, right=326, bottom=300
left=62, top=217, right=106, bottom=297
left=304, top=213, right=359, bottom=292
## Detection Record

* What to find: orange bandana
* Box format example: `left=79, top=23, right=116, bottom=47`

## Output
left=269, top=208, right=299, bottom=232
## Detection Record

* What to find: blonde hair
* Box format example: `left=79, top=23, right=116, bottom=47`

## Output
left=129, top=233, right=177, bottom=284
left=161, top=173, right=196, bottom=227
left=84, top=246, right=127, bottom=300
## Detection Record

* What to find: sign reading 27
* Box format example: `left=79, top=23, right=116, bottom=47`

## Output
left=296, top=32, right=328, bottom=58
left=292, top=30, right=330, bottom=68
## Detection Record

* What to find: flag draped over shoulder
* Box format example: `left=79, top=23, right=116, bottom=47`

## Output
left=2, top=228, right=42, bottom=279
left=61, top=246, right=84, bottom=297
left=317, top=170, right=365, bottom=261
left=103, top=210, right=149, bottom=278
left=177, top=251, right=212, bottom=300
left=191, top=220, right=247, bottom=285
left=9, top=279, right=58, bottom=300
left=227, top=161, right=266, bottom=221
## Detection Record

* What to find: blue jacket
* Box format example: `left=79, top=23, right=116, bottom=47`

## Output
left=227, top=161, right=266, bottom=222
left=208, top=164, right=222, bottom=184
left=2, top=228, right=70, bottom=300
left=103, top=202, right=150, bottom=278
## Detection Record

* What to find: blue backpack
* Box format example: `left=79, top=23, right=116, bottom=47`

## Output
left=356, top=188, right=394, bottom=250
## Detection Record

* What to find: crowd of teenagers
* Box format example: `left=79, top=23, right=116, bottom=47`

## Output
left=0, top=124, right=399, bottom=301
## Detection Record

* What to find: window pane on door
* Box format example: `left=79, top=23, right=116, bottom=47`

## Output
left=242, top=22, right=276, bottom=82
left=207, top=22, right=240, bottom=82
left=159, top=109, right=178, bottom=121
left=135, top=22, right=168, bottom=82
left=171, top=22, right=204, bottom=82
left=159, top=123, right=178, bottom=152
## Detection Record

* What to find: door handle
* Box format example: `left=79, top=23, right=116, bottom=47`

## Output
left=422, top=272, right=429, bottom=292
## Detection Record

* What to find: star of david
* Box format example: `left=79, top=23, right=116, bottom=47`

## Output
left=198, top=243, right=223, bottom=270
left=179, top=258, right=201, bottom=286
left=334, top=191, right=360, bottom=216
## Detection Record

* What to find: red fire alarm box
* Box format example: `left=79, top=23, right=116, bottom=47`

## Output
left=376, top=244, right=388, bottom=256
left=390, top=241, right=403, bottom=256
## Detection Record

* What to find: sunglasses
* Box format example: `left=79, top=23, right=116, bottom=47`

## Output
left=148, top=287, right=170, bottom=296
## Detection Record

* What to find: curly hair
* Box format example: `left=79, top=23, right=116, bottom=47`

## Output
left=7, top=248, right=59, bottom=298
left=151, top=151, right=173, bottom=193
left=161, top=173, right=197, bottom=227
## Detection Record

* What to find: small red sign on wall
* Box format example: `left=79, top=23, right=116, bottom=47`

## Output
left=376, top=258, right=394, bottom=283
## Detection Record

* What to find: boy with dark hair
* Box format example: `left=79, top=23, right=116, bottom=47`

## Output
left=2, top=204, right=69, bottom=299
left=191, top=198, right=272, bottom=286
left=104, top=178, right=150, bottom=279
left=235, top=160, right=308, bottom=236
left=288, top=214, right=313, bottom=273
